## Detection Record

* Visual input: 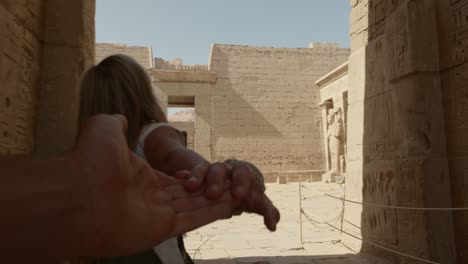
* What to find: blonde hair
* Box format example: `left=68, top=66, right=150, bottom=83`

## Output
left=79, top=54, right=167, bottom=149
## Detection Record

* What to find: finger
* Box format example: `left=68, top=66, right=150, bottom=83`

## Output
left=205, top=163, right=230, bottom=200
left=175, top=170, right=191, bottom=180
left=263, top=200, right=281, bottom=232
left=184, top=163, right=210, bottom=192
left=110, top=114, right=128, bottom=133
left=243, top=192, right=280, bottom=231
left=166, top=184, right=205, bottom=199
left=170, top=199, right=241, bottom=236
left=231, top=164, right=253, bottom=200
left=258, top=196, right=280, bottom=231
left=171, top=191, right=233, bottom=213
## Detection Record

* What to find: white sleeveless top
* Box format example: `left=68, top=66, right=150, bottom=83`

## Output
left=136, top=122, right=185, bottom=264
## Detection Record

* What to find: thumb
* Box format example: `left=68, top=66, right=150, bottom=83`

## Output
left=110, top=114, right=128, bottom=134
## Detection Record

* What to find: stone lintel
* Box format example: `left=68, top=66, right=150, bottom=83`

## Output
left=316, top=61, right=349, bottom=88
left=151, top=69, right=217, bottom=84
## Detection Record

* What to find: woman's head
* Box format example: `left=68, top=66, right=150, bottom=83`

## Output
left=79, top=54, right=167, bottom=149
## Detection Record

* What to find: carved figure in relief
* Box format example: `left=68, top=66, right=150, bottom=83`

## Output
left=327, top=109, right=345, bottom=173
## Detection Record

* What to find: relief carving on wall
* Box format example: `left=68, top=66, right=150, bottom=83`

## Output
left=327, top=109, right=346, bottom=174
left=322, top=106, right=347, bottom=183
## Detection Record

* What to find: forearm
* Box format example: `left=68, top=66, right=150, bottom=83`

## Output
left=161, top=147, right=210, bottom=175
left=0, top=156, right=88, bottom=261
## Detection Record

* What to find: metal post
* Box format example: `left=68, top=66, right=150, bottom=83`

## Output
left=299, top=183, right=303, bottom=246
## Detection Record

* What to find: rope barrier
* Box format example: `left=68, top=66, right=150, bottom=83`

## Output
left=325, top=194, right=468, bottom=211
left=298, top=183, right=446, bottom=264
left=301, top=209, right=440, bottom=264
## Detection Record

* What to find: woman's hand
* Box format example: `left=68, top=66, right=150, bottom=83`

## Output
left=178, top=162, right=280, bottom=231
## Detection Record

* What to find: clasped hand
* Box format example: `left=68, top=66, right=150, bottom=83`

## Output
left=73, top=115, right=279, bottom=257
left=176, top=162, right=281, bottom=232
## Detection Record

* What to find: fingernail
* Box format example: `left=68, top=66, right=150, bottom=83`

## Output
left=188, top=176, right=198, bottom=183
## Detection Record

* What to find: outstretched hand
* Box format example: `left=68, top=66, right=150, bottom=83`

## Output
left=73, top=115, right=240, bottom=257
left=176, top=162, right=280, bottom=231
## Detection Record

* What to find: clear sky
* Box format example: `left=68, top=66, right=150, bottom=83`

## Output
left=96, top=0, right=351, bottom=65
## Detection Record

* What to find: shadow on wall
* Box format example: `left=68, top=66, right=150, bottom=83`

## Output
left=210, top=49, right=284, bottom=139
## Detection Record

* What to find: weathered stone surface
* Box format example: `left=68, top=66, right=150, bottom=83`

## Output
left=35, top=0, right=95, bottom=157
left=95, top=43, right=153, bottom=69
left=209, top=44, right=350, bottom=177
left=342, top=0, right=458, bottom=263
left=152, top=70, right=217, bottom=83
left=439, top=0, right=468, bottom=261
left=0, top=1, right=44, bottom=155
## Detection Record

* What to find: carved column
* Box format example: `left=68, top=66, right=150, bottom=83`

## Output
left=319, top=101, right=333, bottom=171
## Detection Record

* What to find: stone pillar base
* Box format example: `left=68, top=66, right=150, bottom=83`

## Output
left=322, top=172, right=345, bottom=183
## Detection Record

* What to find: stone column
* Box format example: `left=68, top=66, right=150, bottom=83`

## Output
left=342, top=0, right=456, bottom=262
left=436, top=0, right=468, bottom=261
left=35, top=0, right=96, bottom=157
left=319, top=101, right=332, bottom=171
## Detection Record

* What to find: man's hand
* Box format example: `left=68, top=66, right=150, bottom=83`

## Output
left=180, top=162, right=280, bottom=231
left=72, top=115, right=239, bottom=257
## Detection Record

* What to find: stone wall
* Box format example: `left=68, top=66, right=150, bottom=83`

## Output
left=343, top=0, right=457, bottom=263
left=0, top=1, right=95, bottom=157
left=151, top=70, right=215, bottom=161
left=209, top=44, right=349, bottom=179
left=96, top=43, right=153, bottom=69
left=437, top=0, right=468, bottom=261
left=0, top=1, right=44, bottom=155
left=154, top=57, right=208, bottom=71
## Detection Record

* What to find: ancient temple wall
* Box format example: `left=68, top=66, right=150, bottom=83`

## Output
left=436, top=0, right=468, bottom=261
left=343, top=0, right=457, bottom=262
left=96, top=43, right=153, bottom=69
left=209, top=44, right=349, bottom=180
left=0, top=1, right=44, bottom=155
left=0, top=1, right=95, bottom=157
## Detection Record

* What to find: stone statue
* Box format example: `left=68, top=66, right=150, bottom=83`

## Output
left=327, top=109, right=345, bottom=173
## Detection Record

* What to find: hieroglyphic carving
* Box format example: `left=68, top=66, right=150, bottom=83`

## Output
left=368, top=0, right=386, bottom=40
left=399, top=160, right=418, bottom=206
left=366, top=36, right=391, bottom=97
left=464, top=169, right=468, bottom=186
left=452, top=64, right=468, bottom=128
left=361, top=161, right=398, bottom=245
left=386, top=4, right=410, bottom=80
left=451, top=0, right=468, bottom=65
left=363, top=142, right=398, bottom=161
